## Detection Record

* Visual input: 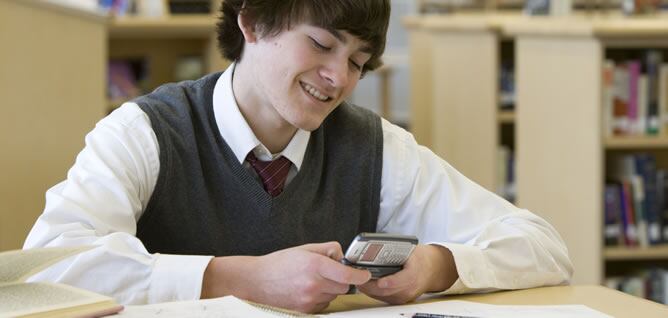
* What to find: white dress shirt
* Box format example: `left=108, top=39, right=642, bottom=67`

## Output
left=24, top=64, right=573, bottom=305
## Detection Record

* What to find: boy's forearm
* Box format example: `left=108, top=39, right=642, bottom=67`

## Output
left=425, top=245, right=459, bottom=293
left=201, top=255, right=256, bottom=300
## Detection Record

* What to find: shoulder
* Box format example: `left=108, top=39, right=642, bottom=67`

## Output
left=99, top=102, right=152, bottom=131
left=133, top=72, right=222, bottom=116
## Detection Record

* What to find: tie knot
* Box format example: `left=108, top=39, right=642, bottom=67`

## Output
left=246, top=152, right=292, bottom=197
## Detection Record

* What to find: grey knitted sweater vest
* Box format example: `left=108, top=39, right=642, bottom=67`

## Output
left=134, top=72, right=383, bottom=256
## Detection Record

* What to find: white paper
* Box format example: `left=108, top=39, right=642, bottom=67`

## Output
left=119, top=296, right=313, bottom=318
left=325, top=300, right=613, bottom=318
left=118, top=296, right=612, bottom=318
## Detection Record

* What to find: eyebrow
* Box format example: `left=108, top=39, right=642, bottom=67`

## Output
left=326, top=28, right=373, bottom=54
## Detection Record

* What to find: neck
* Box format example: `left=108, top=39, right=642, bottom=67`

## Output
left=232, top=62, right=297, bottom=154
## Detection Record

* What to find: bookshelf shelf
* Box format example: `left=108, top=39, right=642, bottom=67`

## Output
left=498, top=110, right=515, bottom=124
left=109, top=14, right=217, bottom=38
left=106, top=1, right=230, bottom=112
left=605, top=245, right=668, bottom=261
left=605, top=137, right=668, bottom=149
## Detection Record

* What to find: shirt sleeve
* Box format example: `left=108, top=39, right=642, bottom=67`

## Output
left=376, top=118, right=574, bottom=294
left=23, top=103, right=212, bottom=305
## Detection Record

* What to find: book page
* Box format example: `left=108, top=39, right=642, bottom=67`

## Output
left=0, top=282, right=112, bottom=316
left=0, top=246, right=92, bottom=284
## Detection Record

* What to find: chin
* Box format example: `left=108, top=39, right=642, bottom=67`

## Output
left=291, top=115, right=326, bottom=132
left=295, top=121, right=322, bottom=132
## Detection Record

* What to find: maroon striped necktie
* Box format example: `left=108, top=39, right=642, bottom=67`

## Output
left=246, top=152, right=292, bottom=197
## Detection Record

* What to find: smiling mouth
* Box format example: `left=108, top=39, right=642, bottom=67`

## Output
left=300, top=82, right=332, bottom=102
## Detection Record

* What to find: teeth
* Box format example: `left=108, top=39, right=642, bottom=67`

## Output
left=303, top=83, right=328, bottom=101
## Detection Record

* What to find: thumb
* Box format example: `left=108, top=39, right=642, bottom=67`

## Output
left=299, top=241, right=344, bottom=261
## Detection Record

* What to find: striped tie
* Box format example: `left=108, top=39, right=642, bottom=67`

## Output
left=246, top=152, right=292, bottom=197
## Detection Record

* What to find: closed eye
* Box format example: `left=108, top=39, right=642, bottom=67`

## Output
left=349, top=59, right=362, bottom=71
left=309, top=37, right=331, bottom=51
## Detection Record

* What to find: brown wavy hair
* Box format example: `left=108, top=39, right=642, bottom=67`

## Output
left=216, top=0, right=391, bottom=75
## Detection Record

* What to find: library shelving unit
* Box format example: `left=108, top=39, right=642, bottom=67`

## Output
left=403, top=15, right=434, bottom=149
left=505, top=15, right=668, bottom=286
left=404, top=13, right=518, bottom=195
left=107, top=1, right=229, bottom=112
left=0, top=0, right=107, bottom=250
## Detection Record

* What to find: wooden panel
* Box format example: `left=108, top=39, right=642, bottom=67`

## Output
left=605, top=136, right=668, bottom=149
left=497, top=110, right=516, bottom=124
left=604, top=245, right=668, bottom=261
left=406, top=25, right=433, bottom=148
left=431, top=31, right=498, bottom=191
left=516, top=35, right=603, bottom=284
left=109, top=15, right=216, bottom=38
left=0, top=0, right=107, bottom=250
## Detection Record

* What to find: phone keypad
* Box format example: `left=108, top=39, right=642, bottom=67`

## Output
left=377, top=245, right=412, bottom=265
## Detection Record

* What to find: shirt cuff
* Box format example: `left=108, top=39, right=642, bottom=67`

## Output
left=148, top=254, right=213, bottom=303
left=426, top=242, right=496, bottom=294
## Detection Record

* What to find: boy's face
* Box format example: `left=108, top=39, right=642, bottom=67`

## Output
left=241, top=23, right=372, bottom=131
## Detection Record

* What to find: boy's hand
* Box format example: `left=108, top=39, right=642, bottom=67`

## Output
left=356, top=244, right=459, bottom=304
left=201, top=241, right=371, bottom=313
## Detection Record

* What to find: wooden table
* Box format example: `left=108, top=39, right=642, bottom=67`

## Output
left=325, top=285, right=668, bottom=318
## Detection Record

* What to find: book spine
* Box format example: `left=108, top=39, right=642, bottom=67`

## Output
left=604, top=183, right=624, bottom=246
left=603, top=60, right=616, bottom=137
left=637, top=75, right=649, bottom=136
left=645, top=50, right=662, bottom=135
left=613, top=64, right=631, bottom=135
left=628, top=61, right=641, bottom=135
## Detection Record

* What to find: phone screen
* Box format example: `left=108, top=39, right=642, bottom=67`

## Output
left=342, top=233, right=418, bottom=279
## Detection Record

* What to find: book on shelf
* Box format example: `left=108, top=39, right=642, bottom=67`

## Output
left=107, top=58, right=148, bottom=103
left=606, top=268, right=668, bottom=305
left=100, top=0, right=215, bottom=17
left=603, top=50, right=668, bottom=137
left=168, top=0, right=211, bottom=14
left=0, top=246, right=122, bottom=318
left=499, top=63, right=515, bottom=109
left=496, top=146, right=515, bottom=202
left=605, top=153, right=667, bottom=247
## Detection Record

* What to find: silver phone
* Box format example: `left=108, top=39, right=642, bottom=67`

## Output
left=342, top=233, right=418, bottom=279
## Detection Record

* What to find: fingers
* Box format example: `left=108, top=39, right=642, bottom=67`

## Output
left=357, top=277, right=404, bottom=297
left=318, top=258, right=371, bottom=285
left=313, top=274, right=357, bottom=295
left=357, top=278, right=418, bottom=304
left=357, top=267, right=419, bottom=303
left=299, top=241, right=344, bottom=261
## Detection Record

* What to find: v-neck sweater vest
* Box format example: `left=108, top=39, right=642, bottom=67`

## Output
left=134, top=72, right=383, bottom=256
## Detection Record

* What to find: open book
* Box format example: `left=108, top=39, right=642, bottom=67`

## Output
left=0, top=246, right=122, bottom=318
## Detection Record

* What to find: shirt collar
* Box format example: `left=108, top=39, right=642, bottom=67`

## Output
left=212, top=63, right=310, bottom=169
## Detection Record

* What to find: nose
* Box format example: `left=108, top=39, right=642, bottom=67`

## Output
left=320, top=57, right=349, bottom=88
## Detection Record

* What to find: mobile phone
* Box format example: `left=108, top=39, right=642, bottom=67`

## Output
left=342, top=233, right=418, bottom=279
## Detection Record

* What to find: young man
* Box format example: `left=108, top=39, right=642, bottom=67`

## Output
left=24, top=0, right=573, bottom=314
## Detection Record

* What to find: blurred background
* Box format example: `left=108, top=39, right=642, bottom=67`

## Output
left=2, top=0, right=668, bottom=305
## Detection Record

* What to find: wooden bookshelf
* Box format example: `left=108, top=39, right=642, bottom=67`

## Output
left=506, top=15, right=668, bottom=288
left=109, top=14, right=217, bottom=38
left=1, top=0, right=107, bottom=250
left=107, top=1, right=229, bottom=112
left=605, top=245, right=668, bottom=261
left=498, top=110, right=516, bottom=124
left=605, top=137, right=668, bottom=149
left=405, top=13, right=518, bottom=197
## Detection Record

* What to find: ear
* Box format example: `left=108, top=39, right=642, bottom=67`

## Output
left=237, top=11, right=258, bottom=43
